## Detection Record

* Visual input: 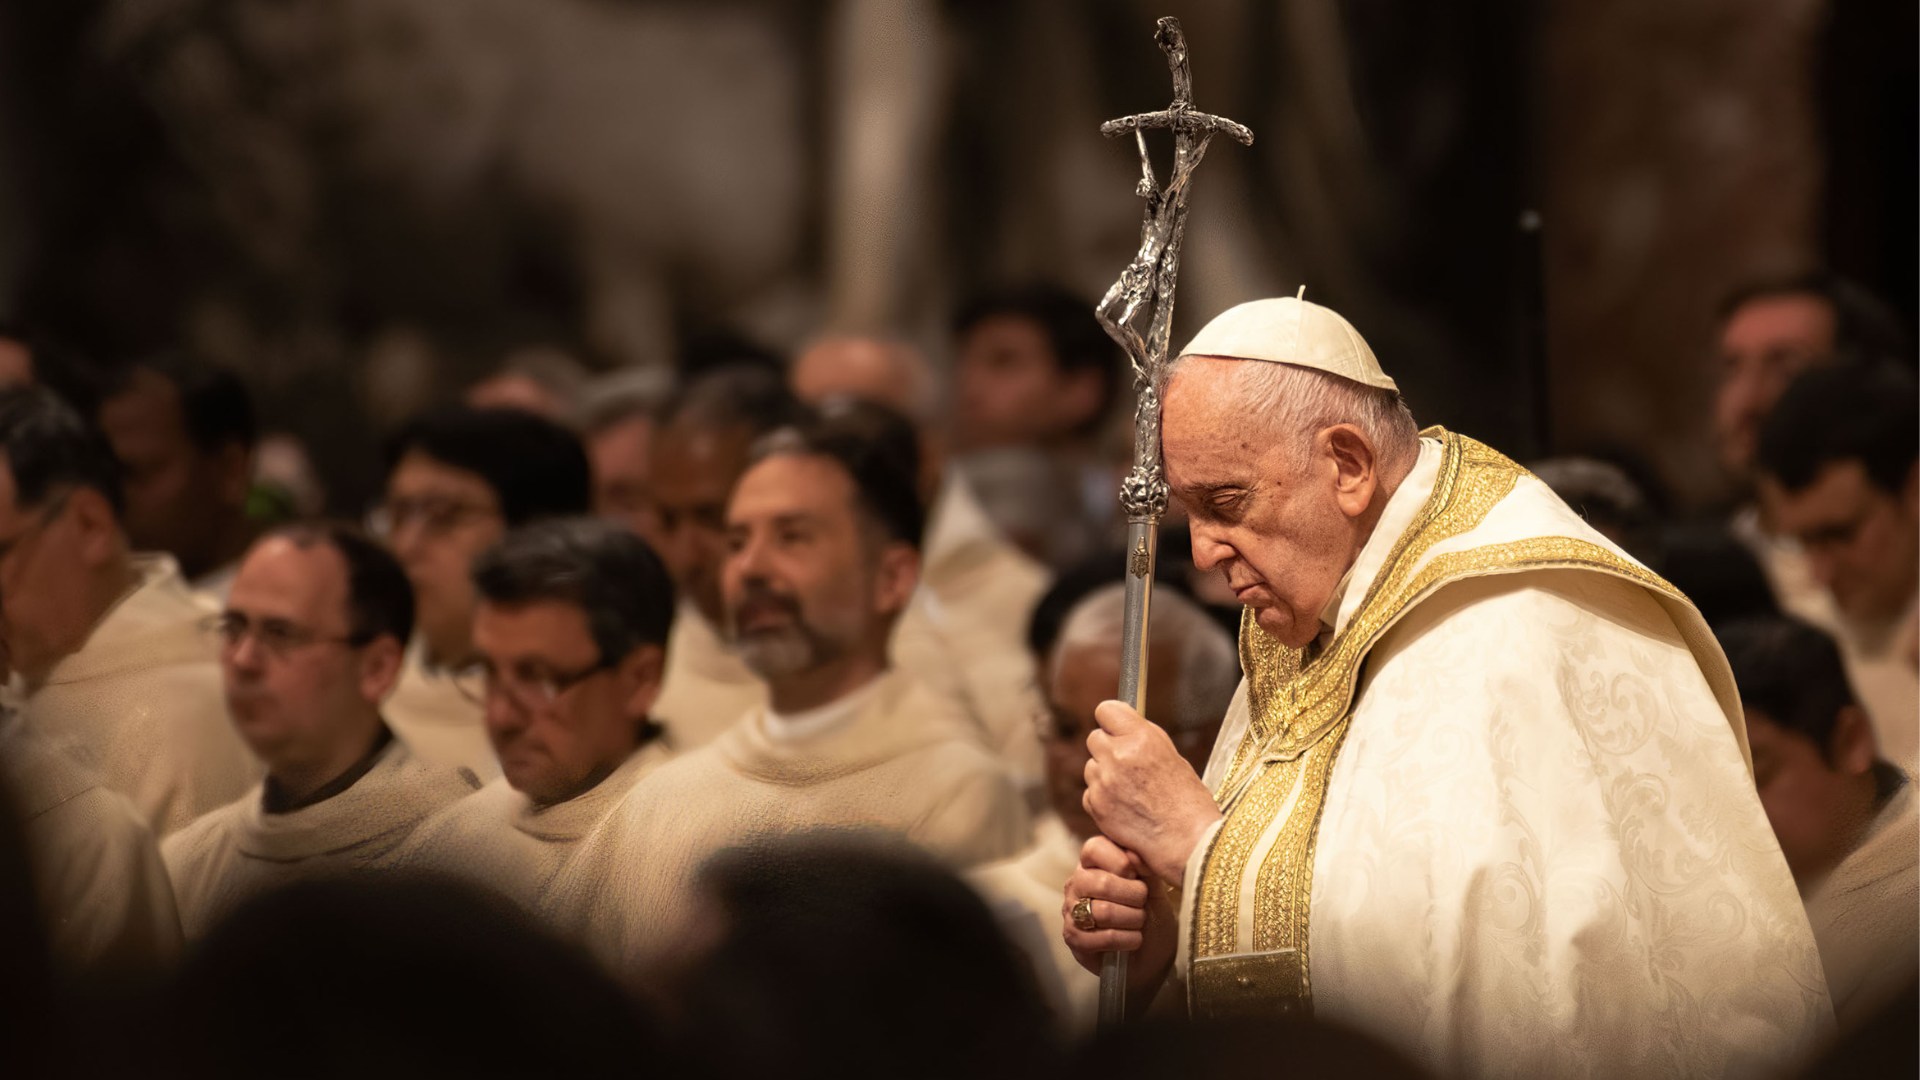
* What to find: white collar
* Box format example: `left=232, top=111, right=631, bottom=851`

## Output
left=760, top=674, right=887, bottom=744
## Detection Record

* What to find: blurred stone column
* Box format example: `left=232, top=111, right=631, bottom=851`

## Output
left=822, top=0, right=944, bottom=336
left=1540, top=0, right=1825, bottom=507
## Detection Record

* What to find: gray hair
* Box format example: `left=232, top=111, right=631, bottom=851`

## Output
left=472, top=517, right=676, bottom=663
left=578, top=366, right=677, bottom=436
left=1166, top=357, right=1420, bottom=470
left=1050, top=583, right=1239, bottom=732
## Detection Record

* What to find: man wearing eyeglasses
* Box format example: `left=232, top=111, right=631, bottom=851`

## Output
left=558, top=407, right=1029, bottom=969
left=398, top=518, right=675, bottom=923
left=162, top=522, right=478, bottom=939
left=375, top=406, right=592, bottom=782
left=0, top=385, right=255, bottom=839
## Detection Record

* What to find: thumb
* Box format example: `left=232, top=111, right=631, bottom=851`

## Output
left=1094, top=698, right=1147, bottom=736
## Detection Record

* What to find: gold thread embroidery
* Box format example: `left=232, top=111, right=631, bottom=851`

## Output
left=1193, top=756, right=1304, bottom=957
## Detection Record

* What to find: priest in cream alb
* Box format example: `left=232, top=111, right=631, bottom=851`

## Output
left=1063, top=294, right=1831, bottom=1079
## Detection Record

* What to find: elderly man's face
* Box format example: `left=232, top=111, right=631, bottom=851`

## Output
left=1162, top=358, right=1372, bottom=649
left=1044, top=639, right=1198, bottom=841
left=721, top=453, right=912, bottom=681
left=473, top=598, right=657, bottom=805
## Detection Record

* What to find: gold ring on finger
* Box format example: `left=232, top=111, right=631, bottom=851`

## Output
left=1071, top=895, right=1098, bottom=932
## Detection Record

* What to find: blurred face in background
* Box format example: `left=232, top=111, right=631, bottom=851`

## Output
left=1762, top=460, right=1920, bottom=626
left=472, top=598, right=660, bottom=806
left=98, top=368, right=252, bottom=579
left=1714, top=293, right=1836, bottom=476
left=590, top=413, right=659, bottom=544
left=953, top=315, right=1102, bottom=451
left=1043, top=640, right=1190, bottom=841
left=381, top=451, right=503, bottom=666
left=721, top=453, right=915, bottom=682
left=220, top=538, right=397, bottom=776
left=651, top=420, right=754, bottom=626
left=0, top=466, right=119, bottom=683
left=1744, top=704, right=1876, bottom=884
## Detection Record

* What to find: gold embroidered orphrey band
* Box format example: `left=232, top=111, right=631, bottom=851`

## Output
left=1187, top=429, right=1686, bottom=1021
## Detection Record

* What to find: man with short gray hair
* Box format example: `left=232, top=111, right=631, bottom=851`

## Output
left=971, top=580, right=1235, bottom=1033
left=1063, top=294, right=1828, bottom=1077
left=399, top=518, right=676, bottom=923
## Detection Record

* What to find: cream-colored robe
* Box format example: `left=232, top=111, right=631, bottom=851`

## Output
left=1174, top=433, right=1830, bottom=1080
left=555, top=670, right=1030, bottom=967
left=968, top=814, right=1098, bottom=1035
left=652, top=602, right=767, bottom=753
left=897, top=472, right=1051, bottom=786
left=385, top=639, right=501, bottom=783
left=1803, top=771, right=1918, bottom=1031
left=397, top=740, right=674, bottom=921
left=0, top=712, right=181, bottom=970
left=161, top=734, right=476, bottom=938
left=19, top=554, right=256, bottom=838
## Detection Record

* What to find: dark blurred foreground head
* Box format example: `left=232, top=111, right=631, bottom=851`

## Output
left=679, top=832, right=1058, bottom=1080
left=1073, top=1016, right=1430, bottom=1080
left=164, top=876, right=659, bottom=1079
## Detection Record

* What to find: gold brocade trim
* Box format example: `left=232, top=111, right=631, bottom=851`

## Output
left=1187, top=429, right=1695, bottom=1016
left=1192, top=755, right=1305, bottom=958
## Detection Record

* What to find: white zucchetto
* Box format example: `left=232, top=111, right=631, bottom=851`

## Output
left=1176, top=289, right=1398, bottom=393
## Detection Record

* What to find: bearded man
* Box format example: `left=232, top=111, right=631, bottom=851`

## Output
left=1062, top=296, right=1829, bottom=1079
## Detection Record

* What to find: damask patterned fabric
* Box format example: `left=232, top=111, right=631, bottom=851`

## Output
left=1174, top=434, right=1830, bottom=1079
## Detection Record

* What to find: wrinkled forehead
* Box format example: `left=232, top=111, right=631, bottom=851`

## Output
left=1162, top=359, right=1280, bottom=481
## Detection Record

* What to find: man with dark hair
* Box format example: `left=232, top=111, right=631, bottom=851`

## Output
left=1715, top=273, right=1915, bottom=645
left=376, top=406, right=592, bottom=780
left=558, top=408, right=1028, bottom=969
left=0, top=386, right=254, bottom=837
left=97, top=354, right=261, bottom=598
left=951, top=284, right=1121, bottom=453
left=163, top=523, right=477, bottom=939
left=646, top=363, right=806, bottom=749
left=1717, top=616, right=1916, bottom=1031
left=1757, top=363, right=1918, bottom=769
left=400, top=518, right=676, bottom=922
left=1715, top=271, right=1913, bottom=478
left=791, top=338, right=1054, bottom=786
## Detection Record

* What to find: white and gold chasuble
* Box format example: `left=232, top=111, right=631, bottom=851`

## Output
left=1175, top=432, right=1830, bottom=1079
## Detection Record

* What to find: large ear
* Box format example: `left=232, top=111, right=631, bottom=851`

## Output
left=619, top=643, right=666, bottom=721
left=872, top=542, right=921, bottom=617
left=1319, top=424, right=1380, bottom=519
left=1829, top=703, right=1878, bottom=776
left=64, top=486, right=123, bottom=567
left=360, top=634, right=406, bottom=704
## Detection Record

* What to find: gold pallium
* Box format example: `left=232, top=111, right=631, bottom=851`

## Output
left=1188, top=429, right=1688, bottom=1016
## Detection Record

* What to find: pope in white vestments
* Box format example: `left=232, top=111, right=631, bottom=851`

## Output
left=1067, top=296, right=1830, bottom=1080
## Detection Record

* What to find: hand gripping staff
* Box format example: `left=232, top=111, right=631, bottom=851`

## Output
left=1090, top=15, right=1251, bottom=1031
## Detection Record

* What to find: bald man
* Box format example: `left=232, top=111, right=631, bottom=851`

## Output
left=792, top=336, right=1052, bottom=786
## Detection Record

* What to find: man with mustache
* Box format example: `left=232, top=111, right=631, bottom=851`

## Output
left=558, top=405, right=1029, bottom=969
left=1062, top=295, right=1827, bottom=1078
left=162, top=523, right=476, bottom=939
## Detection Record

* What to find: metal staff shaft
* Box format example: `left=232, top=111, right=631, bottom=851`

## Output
left=1090, top=16, right=1250, bottom=1031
